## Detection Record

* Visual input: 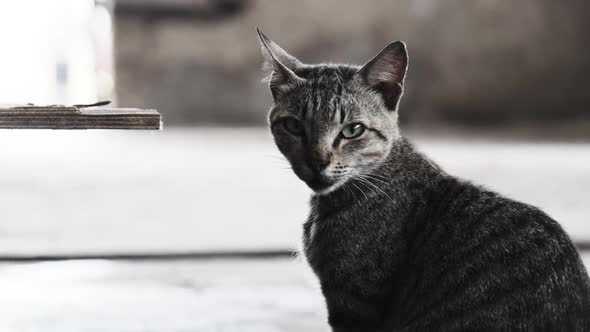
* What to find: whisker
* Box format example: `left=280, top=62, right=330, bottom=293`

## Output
left=360, top=173, right=390, bottom=184
left=356, top=174, right=395, bottom=203
left=350, top=181, right=369, bottom=202
left=353, top=179, right=376, bottom=200
left=355, top=176, right=380, bottom=198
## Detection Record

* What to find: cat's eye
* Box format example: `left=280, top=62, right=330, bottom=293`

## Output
left=283, top=117, right=304, bottom=136
left=341, top=123, right=365, bottom=139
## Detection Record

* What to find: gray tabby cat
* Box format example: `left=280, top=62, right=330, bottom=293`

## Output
left=257, top=29, right=590, bottom=331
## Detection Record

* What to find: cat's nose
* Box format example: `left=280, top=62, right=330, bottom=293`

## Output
left=310, top=156, right=331, bottom=174
left=316, top=159, right=330, bottom=171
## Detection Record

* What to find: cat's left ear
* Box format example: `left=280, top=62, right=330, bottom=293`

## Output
left=256, top=28, right=304, bottom=99
left=357, top=41, right=408, bottom=111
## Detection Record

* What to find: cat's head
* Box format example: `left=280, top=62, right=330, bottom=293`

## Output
left=258, top=29, right=408, bottom=195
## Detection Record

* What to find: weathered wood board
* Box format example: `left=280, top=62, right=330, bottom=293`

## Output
left=0, top=103, right=162, bottom=130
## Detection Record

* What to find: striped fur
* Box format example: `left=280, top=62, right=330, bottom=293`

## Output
left=259, top=33, right=590, bottom=331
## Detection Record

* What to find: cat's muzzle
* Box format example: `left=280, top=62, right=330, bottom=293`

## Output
left=305, top=174, right=337, bottom=193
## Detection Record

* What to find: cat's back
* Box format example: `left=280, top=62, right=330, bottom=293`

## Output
left=400, top=175, right=590, bottom=331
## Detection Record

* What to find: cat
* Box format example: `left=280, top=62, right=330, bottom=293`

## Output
left=257, top=29, right=590, bottom=331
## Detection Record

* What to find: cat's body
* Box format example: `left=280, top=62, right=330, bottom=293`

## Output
left=304, top=138, right=590, bottom=331
left=257, top=29, right=590, bottom=331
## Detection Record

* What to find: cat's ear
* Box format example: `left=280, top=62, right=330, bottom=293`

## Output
left=357, top=41, right=408, bottom=111
left=257, top=28, right=304, bottom=98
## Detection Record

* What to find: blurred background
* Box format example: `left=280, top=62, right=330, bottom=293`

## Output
left=0, top=0, right=588, bottom=331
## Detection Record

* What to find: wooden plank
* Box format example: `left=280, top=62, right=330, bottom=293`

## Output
left=0, top=103, right=162, bottom=130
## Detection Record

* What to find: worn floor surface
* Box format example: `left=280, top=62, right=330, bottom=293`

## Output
left=1, top=256, right=590, bottom=332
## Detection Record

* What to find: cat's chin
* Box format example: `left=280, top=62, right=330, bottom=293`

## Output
left=308, top=178, right=347, bottom=196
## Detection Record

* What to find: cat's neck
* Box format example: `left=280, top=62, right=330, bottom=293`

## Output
left=313, top=137, right=441, bottom=216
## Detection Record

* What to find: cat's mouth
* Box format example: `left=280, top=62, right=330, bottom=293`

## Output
left=305, top=175, right=345, bottom=195
left=292, top=165, right=347, bottom=195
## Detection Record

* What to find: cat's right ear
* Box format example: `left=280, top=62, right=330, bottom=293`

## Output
left=257, top=28, right=304, bottom=99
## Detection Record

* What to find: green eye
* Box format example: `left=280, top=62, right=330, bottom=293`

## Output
left=341, top=123, right=365, bottom=139
left=283, top=118, right=304, bottom=136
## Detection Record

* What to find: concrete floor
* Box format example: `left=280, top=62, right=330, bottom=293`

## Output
left=0, top=258, right=328, bottom=332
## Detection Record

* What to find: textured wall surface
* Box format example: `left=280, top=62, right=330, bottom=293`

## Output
left=115, top=0, right=590, bottom=127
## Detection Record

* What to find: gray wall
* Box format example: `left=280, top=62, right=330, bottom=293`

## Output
left=115, top=0, right=590, bottom=127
